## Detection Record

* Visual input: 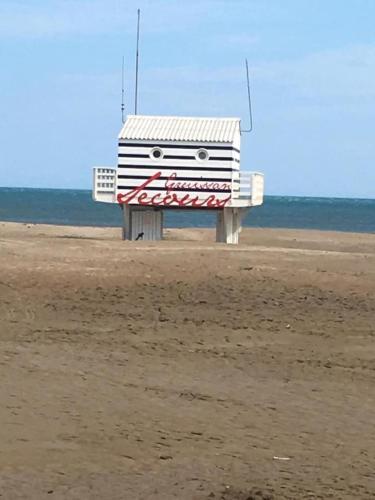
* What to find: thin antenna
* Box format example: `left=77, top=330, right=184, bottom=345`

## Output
left=241, top=58, right=253, bottom=133
left=121, top=56, right=125, bottom=123
left=134, top=8, right=141, bottom=115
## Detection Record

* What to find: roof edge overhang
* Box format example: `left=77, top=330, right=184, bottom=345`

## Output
left=123, top=114, right=241, bottom=120
left=118, top=114, right=241, bottom=143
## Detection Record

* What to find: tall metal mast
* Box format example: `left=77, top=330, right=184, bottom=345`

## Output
left=134, top=8, right=141, bottom=115
left=121, top=56, right=125, bottom=123
left=241, top=59, right=253, bottom=133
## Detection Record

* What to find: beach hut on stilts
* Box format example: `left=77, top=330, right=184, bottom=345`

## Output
left=93, top=115, right=264, bottom=243
left=92, top=10, right=264, bottom=244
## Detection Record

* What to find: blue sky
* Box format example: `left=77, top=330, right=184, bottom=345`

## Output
left=0, top=0, right=374, bottom=197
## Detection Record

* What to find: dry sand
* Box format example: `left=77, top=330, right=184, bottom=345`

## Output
left=0, top=222, right=375, bottom=499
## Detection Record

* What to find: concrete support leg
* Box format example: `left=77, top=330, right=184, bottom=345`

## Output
left=121, top=205, right=132, bottom=240
left=216, top=208, right=247, bottom=244
left=216, top=210, right=225, bottom=243
left=121, top=205, right=125, bottom=240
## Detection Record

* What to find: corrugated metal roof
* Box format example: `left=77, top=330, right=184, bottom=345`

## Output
left=119, top=115, right=240, bottom=143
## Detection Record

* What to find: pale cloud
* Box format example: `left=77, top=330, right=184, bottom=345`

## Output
left=0, top=0, right=179, bottom=38
left=140, top=44, right=375, bottom=101
left=0, top=0, right=126, bottom=38
left=53, top=42, right=375, bottom=121
left=219, top=33, right=259, bottom=47
left=0, top=0, right=251, bottom=38
left=53, top=42, right=375, bottom=120
left=143, top=65, right=243, bottom=84
left=252, top=45, right=375, bottom=100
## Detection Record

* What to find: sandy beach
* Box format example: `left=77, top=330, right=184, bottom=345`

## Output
left=0, top=222, right=374, bottom=499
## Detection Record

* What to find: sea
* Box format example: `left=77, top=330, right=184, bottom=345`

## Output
left=0, top=187, right=374, bottom=234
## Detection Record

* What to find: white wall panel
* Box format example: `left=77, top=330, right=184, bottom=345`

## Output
left=116, top=134, right=240, bottom=208
left=117, top=158, right=238, bottom=169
